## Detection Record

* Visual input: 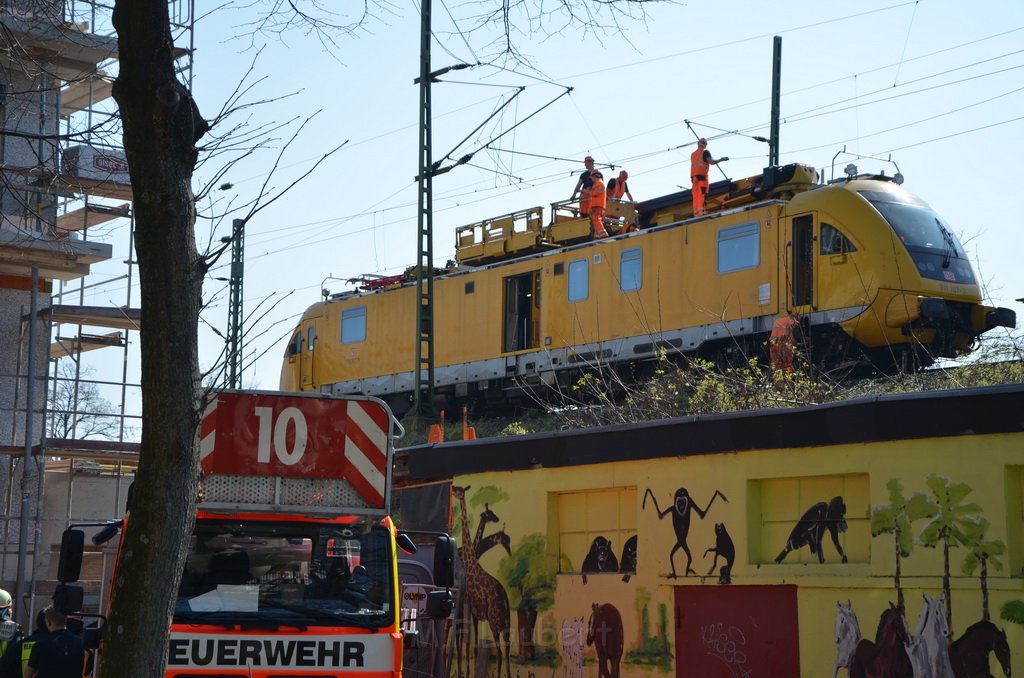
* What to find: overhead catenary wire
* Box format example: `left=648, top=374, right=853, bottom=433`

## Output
left=891, top=0, right=920, bottom=87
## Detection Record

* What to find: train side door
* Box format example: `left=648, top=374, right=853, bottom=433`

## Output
left=299, top=317, right=320, bottom=389
left=503, top=271, right=541, bottom=353
left=786, top=213, right=816, bottom=312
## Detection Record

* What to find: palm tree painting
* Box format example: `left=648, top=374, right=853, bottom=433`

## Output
left=871, top=478, right=936, bottom=612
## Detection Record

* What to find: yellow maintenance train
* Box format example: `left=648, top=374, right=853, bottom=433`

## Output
left=281, top=163, right=1016, bottom=415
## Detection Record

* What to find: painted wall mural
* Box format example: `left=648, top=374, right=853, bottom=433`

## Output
left=643, top=487, right=727, bottom=579
left=774, top=495, right=849, bottom=564
left=452, top=484, right=512, bottom=678
left=444, top=449, right=1020, bottom=676
left=582, top=536, right=619, bottom=583
left=587, top=603, right=624, bottom=678
left=703, top=523, right=735, bottom=584
left=830, top=473, right=1014, bottom=678
left=619, top=535, right=637, bottom=583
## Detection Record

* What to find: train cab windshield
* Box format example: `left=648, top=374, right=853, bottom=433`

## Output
left=860, top=190, right=976, bottom=285
left=174, top=518, right=394, bottom=630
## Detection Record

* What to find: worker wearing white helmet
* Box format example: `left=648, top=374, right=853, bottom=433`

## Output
left=0, top=588, right=24, bottom=667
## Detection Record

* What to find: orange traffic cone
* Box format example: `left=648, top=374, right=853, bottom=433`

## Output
left=427, top=410, right=446, bottom=443
left=462, top=406, right=477, bottom=441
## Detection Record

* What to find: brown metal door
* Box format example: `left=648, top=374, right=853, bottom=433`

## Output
left=675, top=585, right=800, bottom=677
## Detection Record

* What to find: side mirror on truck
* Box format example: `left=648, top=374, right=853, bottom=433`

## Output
left=52, top=583, right=84, bottom=615
left=432, top=534, right=456, bottom=588
left=57, top=528, right=85, bottom=582
left=425, top=535, right=457, bottom=619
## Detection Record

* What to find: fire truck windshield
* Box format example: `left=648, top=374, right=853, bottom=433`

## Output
left=174, top=518, right=394, bottom=630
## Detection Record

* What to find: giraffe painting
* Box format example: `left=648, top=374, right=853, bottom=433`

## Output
left=474, top=503, right=500, bottom=551
left=453, top=485, right=512, bottom=678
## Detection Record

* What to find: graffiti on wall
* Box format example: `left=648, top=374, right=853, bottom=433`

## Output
left=700, top=622, right=751, bottom=677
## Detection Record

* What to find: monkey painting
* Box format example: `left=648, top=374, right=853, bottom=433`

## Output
left=581, top=536, right=619, bottom=584
left=703, top=523, right=735, bottom=584
left=774, top=495, right=849, bottom=564
left=643, top=487, right=728, bottom=578
left=619, top=535, right=637, bottom=582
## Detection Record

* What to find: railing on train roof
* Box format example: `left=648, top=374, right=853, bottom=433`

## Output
left=452, top=163, right=822, bottom=266
left=454, top=199, right=639, bottom=265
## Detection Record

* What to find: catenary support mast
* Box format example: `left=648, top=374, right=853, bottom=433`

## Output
left=769, top=35, right=782, bottom=166
left=414, top=0, right=436, bottom=417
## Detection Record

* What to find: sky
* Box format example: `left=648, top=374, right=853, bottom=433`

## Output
left=67, top=0, right=1024, bottom=419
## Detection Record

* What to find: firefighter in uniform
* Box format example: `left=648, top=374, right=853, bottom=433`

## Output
left=690, top=138, right=728, bottom=216
left=0, top=611, right=47, bottom=678
left=0, top=589, right=23, bottom=677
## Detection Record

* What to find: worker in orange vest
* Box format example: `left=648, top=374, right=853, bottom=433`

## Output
left=769, top=312, right=800, bottom=376
left=571, top=155, right=598, bottom=217
left=606, top=170, right=633, bottom=202
left=690, top=138, right=727, bottom=216
left=589, top=171, right=609, bottom=239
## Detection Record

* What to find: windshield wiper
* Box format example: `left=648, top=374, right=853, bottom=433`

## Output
left=172, top=610, right=243, bottom=629
left=938, top=219, right=956, bottom=268
left=240, top=613, right=312, bottom=632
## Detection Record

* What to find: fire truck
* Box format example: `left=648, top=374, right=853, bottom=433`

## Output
left=54, top=390, right=455, bottom=676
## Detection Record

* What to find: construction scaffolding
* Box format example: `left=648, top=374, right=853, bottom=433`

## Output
left=0, top=0, right=195, bottom=626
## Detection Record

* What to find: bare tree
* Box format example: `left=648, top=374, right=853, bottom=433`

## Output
left=47, top=361, right=121, bottom=440
left=98, top=2, right=668, bottom=674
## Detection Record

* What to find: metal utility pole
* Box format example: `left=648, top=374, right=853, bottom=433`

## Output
left=769, top=36, right=782, bottom=167
left=414, top=0, right=436, bottom=418
left=226, top=218, right=244, bottom=389
left=16, top=266, right=39, bottom=625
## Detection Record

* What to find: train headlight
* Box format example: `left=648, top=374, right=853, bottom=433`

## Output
left=919, top=297, right=949, bottom=320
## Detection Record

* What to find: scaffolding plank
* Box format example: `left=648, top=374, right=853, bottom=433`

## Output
left=60, top=73, right=114, bottom=116
left=48, top=304, right=141, bottom=330
left=56, top=203, right=131, bottom=232
left=50, top=330, right=124, bottom=359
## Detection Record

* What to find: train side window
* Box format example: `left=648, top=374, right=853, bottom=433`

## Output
left=568, top=258, right=589, bottom=302
left=717, top=221, right=760, bottom=273
left=288, top=333, right=301, bottom=356
left=341, top=306, right=367, bottom=344
left=820, top=223, right=857, bottom=255
left=620, top=248, right=642, bottom=292
left=307, top=326, right=315, bottom=353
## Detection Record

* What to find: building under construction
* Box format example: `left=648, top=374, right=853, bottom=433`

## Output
left=0, top=0, right=194, bottom=626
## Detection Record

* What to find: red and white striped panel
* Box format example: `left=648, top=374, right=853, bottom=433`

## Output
left=343, top=399, right=389, bottom=508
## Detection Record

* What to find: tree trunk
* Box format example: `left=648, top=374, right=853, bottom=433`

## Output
left=981, top=557, right=989, bottom=622
left=943, top=535, right=953, bottom=639
left=894, top=534, right=904, bottom=612
left=517, top=606, right=538, bottom=660
left=99, top=2, right=203, bottom=676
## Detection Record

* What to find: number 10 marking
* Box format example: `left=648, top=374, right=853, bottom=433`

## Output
left=255, top=406, right=308, bottom=465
